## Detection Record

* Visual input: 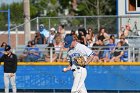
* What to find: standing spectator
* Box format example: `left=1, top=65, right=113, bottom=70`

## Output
left=34, top=32, right=46, bottom=44
left=48, top=27, right=56, bottom=44
left=53, top=36, right=63, bottom=58
left=1, top=42, right=7, bottom=48
left=58, top=24, right=65, bottom=39
left=0, top=45, right=17, bottom=93
left=0, top=42, right=7, bottom=58
left=124, top=24, right=131, bottom=37
left=39, top=24, right=49, bottom=43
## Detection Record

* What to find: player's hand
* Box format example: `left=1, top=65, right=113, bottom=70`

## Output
left=62, top=68, right=68, bottom=73
left=9, top=73, right=14, bottom=77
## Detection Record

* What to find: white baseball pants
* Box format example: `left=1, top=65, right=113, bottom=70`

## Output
left=71, top=67, right=87, bottom=93
left=4, top=73, right=16, bottom=93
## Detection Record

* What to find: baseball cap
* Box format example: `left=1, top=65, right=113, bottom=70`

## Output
left=64, top=35, right=73, bottom=48
left=5, top=45, right=11, bottom=51
left=50, top=27, right=55, bottom=31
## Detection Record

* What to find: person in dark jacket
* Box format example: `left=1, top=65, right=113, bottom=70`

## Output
left=0, top=45, right=17, bottom=93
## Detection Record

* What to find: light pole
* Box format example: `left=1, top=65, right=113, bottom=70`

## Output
left=23, top=0, right=31, bottom=44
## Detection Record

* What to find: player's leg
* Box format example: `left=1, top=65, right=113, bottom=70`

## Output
left=71, top=67, right=87, bottom=93
left=4, top=73, right=10, bottom=93
left=76, top=68, right=87, bottom=93
left=10, top=73, right=17, bottom=93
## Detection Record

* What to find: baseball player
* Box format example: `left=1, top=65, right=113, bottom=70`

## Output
left=0, top=45, right=17, bottom=93
left=62, top=34, right=94, bottom=93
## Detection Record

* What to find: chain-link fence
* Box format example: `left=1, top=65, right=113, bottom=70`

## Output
left=0, top=15, right=140, bottom=48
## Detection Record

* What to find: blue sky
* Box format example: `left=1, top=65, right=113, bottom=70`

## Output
left=0, top=0, right=22, bottom=5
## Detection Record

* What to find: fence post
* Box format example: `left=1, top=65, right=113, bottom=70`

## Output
left=50, top=47, right=52, bottom=62
left=37, top=17, right=39, bottom=31
left=49, top=18, right=51, bottom=30
left=84, top=17, right=86, bottom=29
left=15, top=26, right=18, bottom=48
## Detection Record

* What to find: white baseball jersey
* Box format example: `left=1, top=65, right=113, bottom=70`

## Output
left=67, top=43, right=93, bottom=93
left=67, top=43, right=93, bottom=69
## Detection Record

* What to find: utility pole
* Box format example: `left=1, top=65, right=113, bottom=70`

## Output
left=23, top=0, right=31, bottom=44
left=97, top=0, right=100, bottom=31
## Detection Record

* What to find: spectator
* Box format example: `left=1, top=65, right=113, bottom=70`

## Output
left=48, top=27, right=56, bottom=44
left=57, top=44, right=68, bottom=62
left=1, top=42, right=7, bottom=48
left=24, top=40, right=41, bottom=62
left=86, top=38, right=94, bottom=48
left=77, top=30, right=87, bottom=45
left=119, top=35, right=129, bottom=62
left=91, top=42, right=100, bottom=62
left=18, top=41, right=32, bottom=62
left=106, top=38, right=116, bottom=58
left=58, top=24, right=65, bottom=39
left=97, top=39, right=107, bottom=62
left=34, top=31, right=46, bottom=44
left=124, top=24, right=131, bottom=37
left=39, top=24, right=49, bottom=43
left=53, top=36, right=63, bottom=58
left=70, top=29, right=77, bottom=36
left=0, top=42, right=7, bottom=58
left=97, top=27, right=110, bottom=45
left=86, top=27, right=95, bottom=43
left=110, top=41, right=124, bottom=62
left=45, top=43, right=57, bottom=62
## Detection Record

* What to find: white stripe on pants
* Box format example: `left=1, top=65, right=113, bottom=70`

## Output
left=71, top=67, right=87, bottom=93
left=4, top=73, right=16, bottom=93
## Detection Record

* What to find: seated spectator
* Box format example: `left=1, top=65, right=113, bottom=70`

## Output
left=18, top=41, right=32, bottom=61
left=24, top=40, right=41, bottom=62
left=45, top=43, right=57, bottom=62
left=86, top=38, right=94, bottom=48
left=34, top=31, right=46, bottom=44
left=86, top=27, right=95, bottom=43
left=70, top=29, right=77, bottom=36
left=77, top=30, right=87, bottom=45
left=119, top=35, right=129, bottom=62
left=105, top=38, right=116, bottom=60
left=57, top=45, right=68, bottom=62
left=97, top=27, right=110, bottom=45
left=92, top=42, right=100, bottom=62
left=110, top=41, right=124, bottom=62
left=97, top=39, right=109, bottom=62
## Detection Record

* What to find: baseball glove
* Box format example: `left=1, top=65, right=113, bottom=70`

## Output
left=74, top=56, right=86, bottom=67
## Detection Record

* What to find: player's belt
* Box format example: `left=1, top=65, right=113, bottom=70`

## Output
left=71, top=66, right=85, bottom=72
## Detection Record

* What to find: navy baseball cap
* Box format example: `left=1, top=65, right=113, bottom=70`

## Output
left=64, top=35, right=73, bottom=48
left=5, top=45, right=11, bottom=51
